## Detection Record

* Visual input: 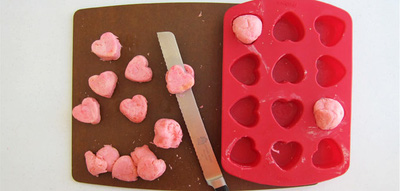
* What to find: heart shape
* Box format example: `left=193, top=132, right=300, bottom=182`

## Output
left=96, top=145, right=120, bottom=172
left=72, top=97, right=101, bottom=124
left=84, top=151, right=107, bottom=177
left=273, top=12, right=304, bottom=42
left=271, top=99, right=302, bottom=128
left=314, top=98, right=344, bottom=130
left=130, top=145, right=166, bottom=181
left=120, top=95, right=148, bottom=123
left=315, top=16, right=345, bottom=47
left=230, top=96, right=259, bottom=127
left=125, top=55, right=153, bottom=82
left=88, top=71, right=118, bottom=98
left=230, top=54, right=259, bottom=85
left=230, top=137, right=260, bottom=166
left=91, top=32, right=122, bottom=61
left=232, top=14, right=263, bottom=44
left=112, top=155, right=138, bottom=182
left=166, top=64, right=195, bottom=94
left=271, top=141, right=302, bottom=170
left=316, top=55, right=346, bottom=87
left=312, top=138, right=343, bottom=168
left=272, top=54, right=304, bottom=84
left=137, top=158, right=167, bottom=181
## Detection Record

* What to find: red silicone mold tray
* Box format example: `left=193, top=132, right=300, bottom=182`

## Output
left=221, top=0, right=352, bottom=186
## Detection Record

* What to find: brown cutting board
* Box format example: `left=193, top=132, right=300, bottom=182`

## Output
left=72, top=3, right=278, bottom=190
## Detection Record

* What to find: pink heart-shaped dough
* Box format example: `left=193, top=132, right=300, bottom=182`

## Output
left=166, top=64, right=195, bottom=94
left=84, top=151, right=107, bottom=177
left=313, top=98, right=344, bottom=130
left=232, top=14, right=262, bottom=44
left=72, top=97, right=101, bottom=124
left=91, top=32, right=122, bottom=61
left=111, top=155, right=138, bottom=182
left=137, top=158, right=166, bottom=181
left=125, top=55, right=153, bottom=82
left=96, top=145, right=120, bottom=172
left=153, top=118, right=183, bottom=149
left=120, top=95, right=148, bottom=123
left=88, top=71, right=118, bottom=98
left=130, top=145, right=157, bottom=165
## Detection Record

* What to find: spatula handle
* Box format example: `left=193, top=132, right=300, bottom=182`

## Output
left=215, top=185, right=229, bottom=191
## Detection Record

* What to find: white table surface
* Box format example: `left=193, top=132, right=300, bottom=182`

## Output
left=1, top=0, right=399, bottom=190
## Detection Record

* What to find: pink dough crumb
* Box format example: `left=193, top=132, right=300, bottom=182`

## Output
left=314, top=98, right=344, bottom=130
left=125, top=55, right=153, bottom=83
left=84, top=151, right=107, bottom=177
left=91, top=32, right=122, bottom=61
left=96, top=145, right=120, bottom=172
left=111, top=155, right=138, bottom=182
left=232, top=15, right=262, bottom=44
left=153, top=118, right=183, bottom=149
left=166, top=64, right=195, bottom=94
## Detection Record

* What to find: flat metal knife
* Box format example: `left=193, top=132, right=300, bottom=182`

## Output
left=157, top=31, right=229, bottom=191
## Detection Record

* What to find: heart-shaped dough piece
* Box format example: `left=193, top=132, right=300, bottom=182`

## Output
left=125, top=55, right=153, bottom=82
left=72, top=97, right=101, bottom=125
left=111, top=155, right=138, bottom=182
left=96, top=145, right=120, bottom=172
left=91, top=32, right=122, bottom=61
left=153, top=118, right=183, bottom=149
left=130, top=145, right=166, bottom=181
left=120, top=95, right=148, bottom=123
left=88, top=71, right=118, bottom=98
left=130, top=145, right=157, bottom=165
left=137, top=158, right=166, bottom=181
left=314, top=98, right=344, bottom=130
left=232, top=14, right=262, bottom=44
left=84, top=151, right=107, bottom=177
left=166, top=64, right=195, bottom=94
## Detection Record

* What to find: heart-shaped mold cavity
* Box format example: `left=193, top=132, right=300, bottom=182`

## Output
left=271, top=99, right=303, bottom=128
left=315, top=16, right=345, bottom=47
left=312, top=138, right=344, bottom=168
left=230, top=96, right=259, bottom=127
left=230, top=137, right=260, bottom=167
left=273, top=12, right=305, bottom=42
left=272, top=54, right=305, bottom=84
left=316, top=55, right=346, bottom=87
left=271, top=141, right=302, bottom=170
left=230, top=54, right=260, bottom=85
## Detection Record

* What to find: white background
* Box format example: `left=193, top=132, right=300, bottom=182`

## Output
left=1, top=0, right=399, bottom=190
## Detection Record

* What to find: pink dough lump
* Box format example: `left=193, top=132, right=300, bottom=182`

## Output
left=125, top=55, right=153, bottom=82
left=84, top=151, right=107, bottom=177
left=88, top=71, right=118, bottom=98
left=153, top=118, right=183, bottom=149
left=130, top=145, right=166, bottom=181
left=72, top=97, right=101, bottom=125
left=120, top=94, right=148, bottom=123
left=111, top=155, right=138, bottom=182
left=96, top=145, right=120, bottom=172
left=232, top=14, right=262, bottom=44
left=91, top=32, right=122, bottom=61
left=314, top=98, right=344, bottom=130
left=166, top=64, right=195, bottom=94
